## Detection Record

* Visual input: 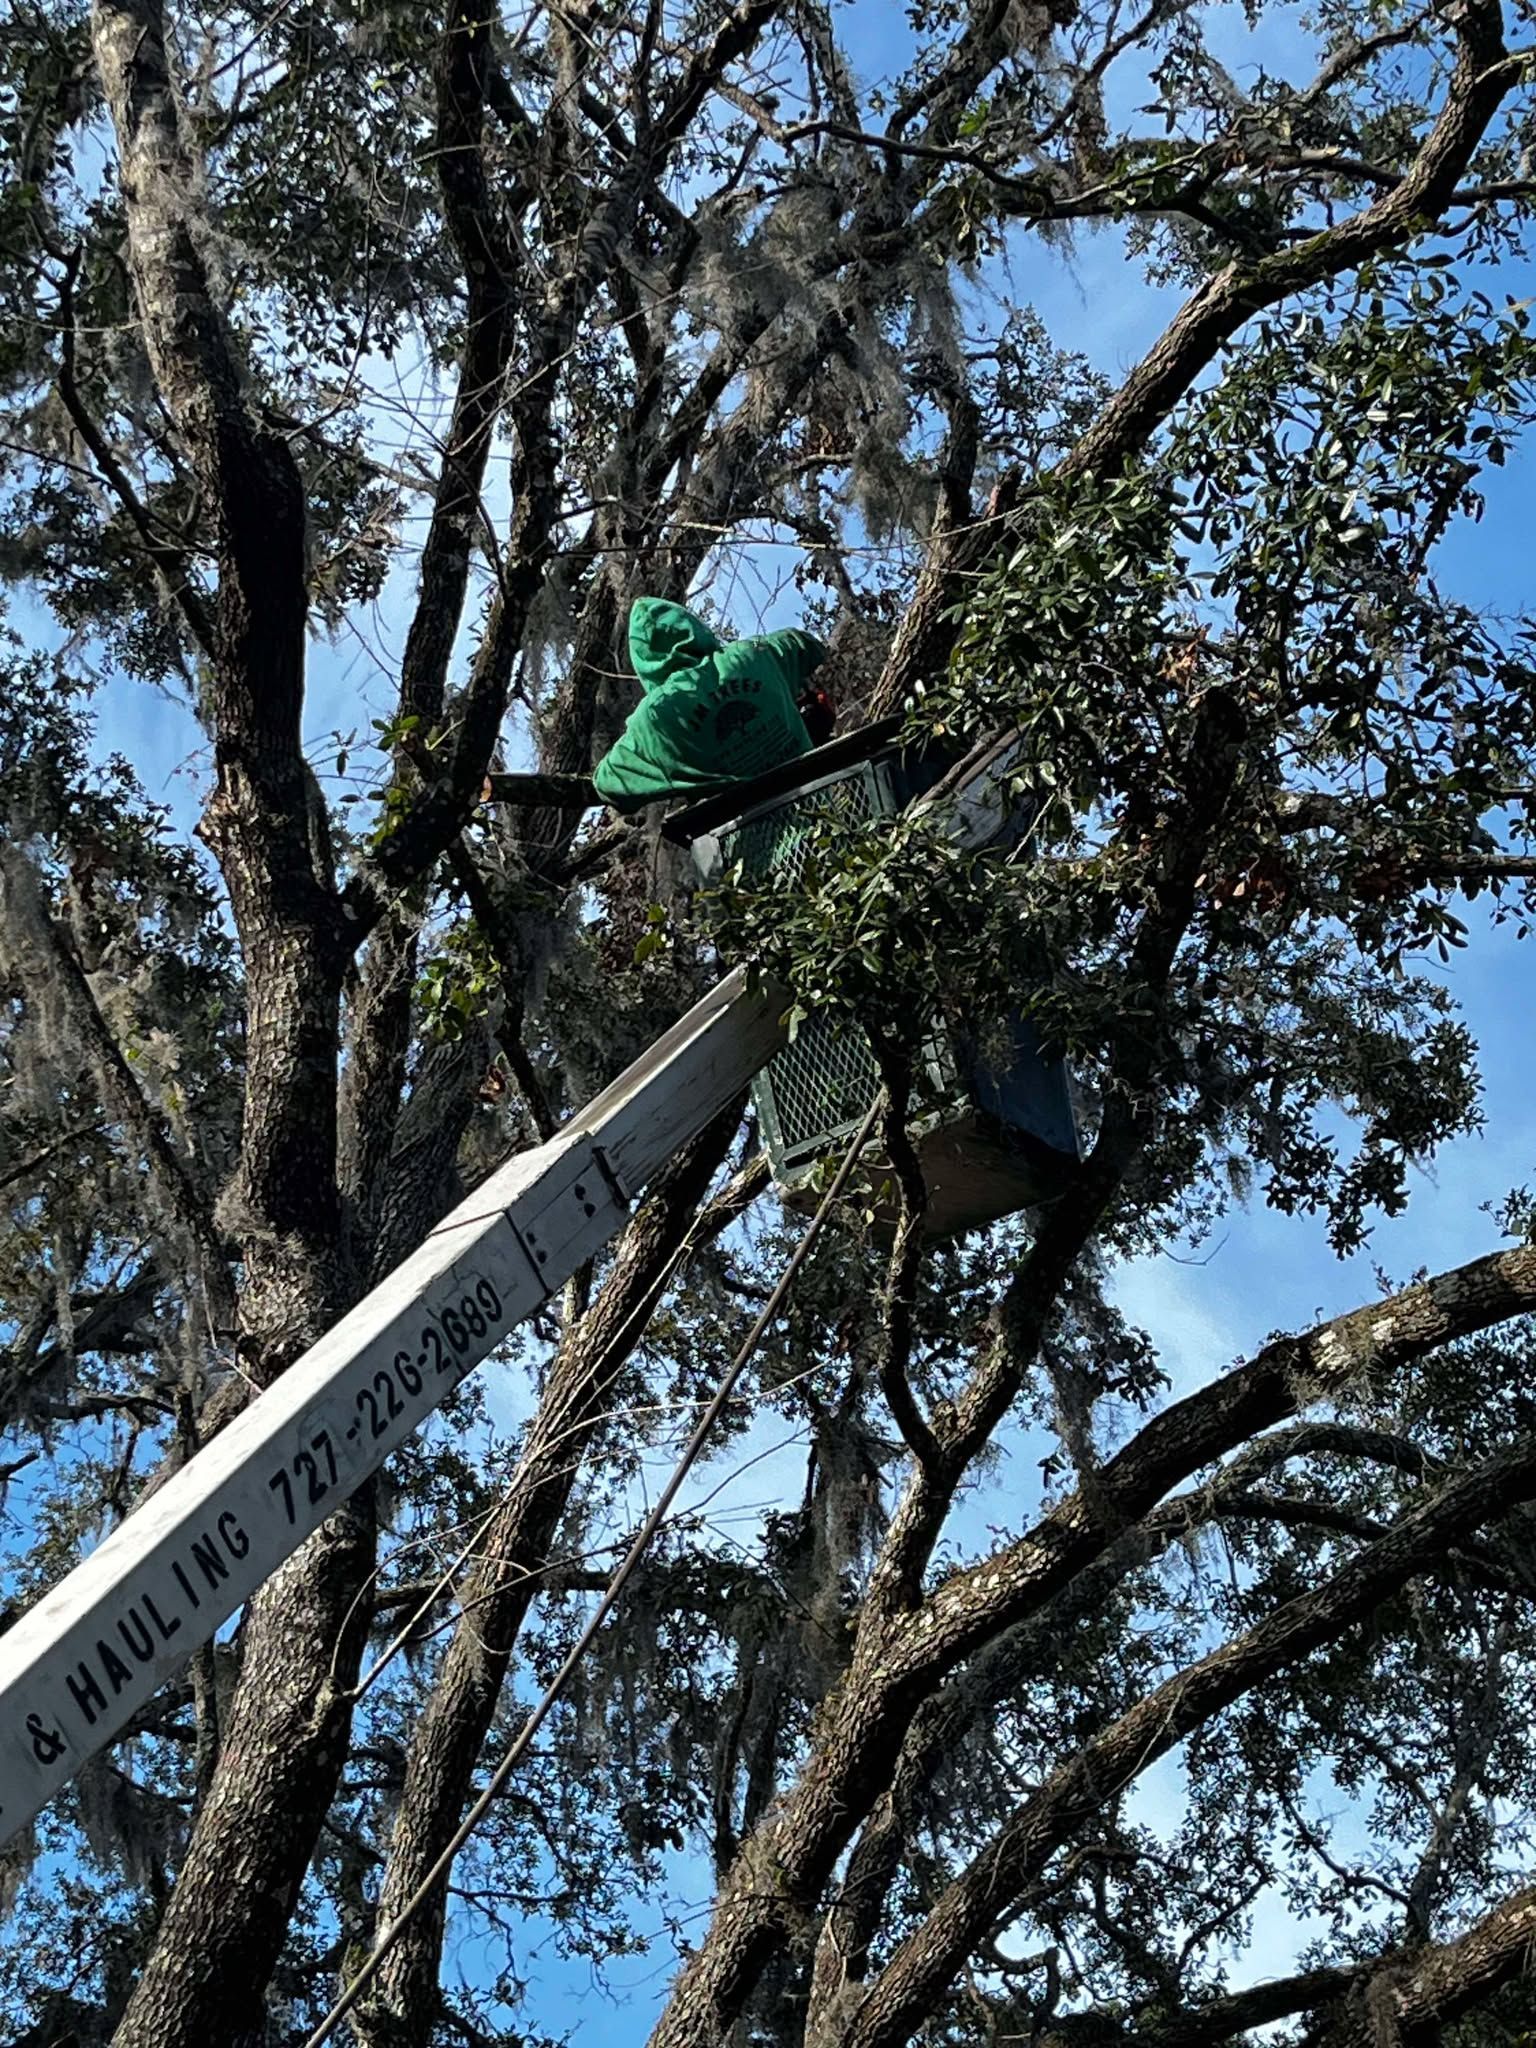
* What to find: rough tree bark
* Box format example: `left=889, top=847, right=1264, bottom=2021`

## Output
left=646, top=1240, right=1536, bottom=2048
left=90, top=2, right=371, bottom=2039
left=353, top=1114, right=763, bottom=2046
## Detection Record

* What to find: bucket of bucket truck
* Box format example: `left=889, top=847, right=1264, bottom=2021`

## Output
left=663, top=725, right=1080, bottom=1237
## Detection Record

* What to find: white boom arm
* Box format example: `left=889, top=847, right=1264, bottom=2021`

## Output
left=0, top=731, right=1031, bottom=1848
left=0, top=967, right=784, bottom=1847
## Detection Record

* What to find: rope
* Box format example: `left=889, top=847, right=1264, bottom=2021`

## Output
left=304, top=1090, right=885, bottom=2048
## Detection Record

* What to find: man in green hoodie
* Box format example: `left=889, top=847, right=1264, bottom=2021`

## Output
left=593, top=598, right=833, bottom=815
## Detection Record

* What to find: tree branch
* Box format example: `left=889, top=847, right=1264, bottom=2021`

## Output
left=333, top=0, right=531, bottom=1251
left=864, top=685, right=1251, bottom=1624
left=1039, top=1879, right=1536, bottom=2048
left=647, top=1241, right=1536, bottom=2048
left=808, top=1411, right=1497, bottom=2027
left=0, top=1118, right=106, bottom=1197
left=393, top=0, right=522, bottom=739
left=870, top=0, right=1521, bottom=714
left=1060, top=16, right=1518, bottom=473
left=844, top=1432, right=1536, bottom=2047
left=869, top=1033, right=943, bottom=1491
left=339, top=0, right=786, bottom=935
left=551, top=817, right=640, bottom=887
left=1323, top=1880, right=1536, bottom=2048
left=0, top=844, right=235, bottom=1330
left=484, top=771, right=601, bottom=811
left=447, top=837, right=559, bottom=1142
left=54, top=247, right=215, bottom=657
left=91, top=0, right=313, bottom=775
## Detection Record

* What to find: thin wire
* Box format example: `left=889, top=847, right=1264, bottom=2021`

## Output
left=348, top=1158, right=769, bottom=1698
left=302, top=1090, right=885, bottom=2048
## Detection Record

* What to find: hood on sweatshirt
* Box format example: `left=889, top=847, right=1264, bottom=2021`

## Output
left=627, top=598, right=721, bottom=692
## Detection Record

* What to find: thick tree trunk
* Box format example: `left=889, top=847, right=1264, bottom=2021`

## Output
left=110, top=922, right=366, bottom=2048
left=91, top=3, right=375, bottom=2038
left=353, top=1109, right=754, bottom=2046
left=111, top=1497, right=375, bottom=2048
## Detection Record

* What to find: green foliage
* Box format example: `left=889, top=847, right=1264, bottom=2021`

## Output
left=417, top=920, right=499, bottom=1042
left=3, top=0, right=1536, bottom=2041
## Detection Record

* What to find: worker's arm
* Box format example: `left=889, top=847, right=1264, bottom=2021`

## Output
left=593, top=735, right=674, bottom=815
left=593, top=700, right=733, bottom=813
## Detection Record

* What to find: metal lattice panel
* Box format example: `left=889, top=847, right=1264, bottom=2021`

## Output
left=684, top=736, right=1082, bottom=1222
left=717, top=768, right=884, bottom=1167
left=762, top=1007, right=881, bottom=1159
left=725, top=768, right=876, bottom=887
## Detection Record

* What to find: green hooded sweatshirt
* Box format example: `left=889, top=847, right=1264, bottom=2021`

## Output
left=592, top=598, right=828, bottom=815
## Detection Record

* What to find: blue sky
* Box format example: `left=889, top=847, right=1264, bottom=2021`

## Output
left=10, top=0, right=1536, bottom=2033
left=42, top=237, right=1536, bottom=2048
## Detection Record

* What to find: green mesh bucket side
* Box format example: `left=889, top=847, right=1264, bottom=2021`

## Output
left=719, top=768, right=885, bottom=1169
left=753, top=1010, right=882, bottom=1166
left=725, top=766, right=876, bottom=882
